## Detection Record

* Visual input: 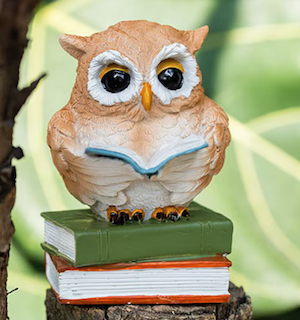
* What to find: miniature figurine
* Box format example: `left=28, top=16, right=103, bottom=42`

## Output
left=47, top=20, right=231, bottom=224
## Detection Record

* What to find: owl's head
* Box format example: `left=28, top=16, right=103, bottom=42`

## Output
left=60, top=20, right=208, bottom=120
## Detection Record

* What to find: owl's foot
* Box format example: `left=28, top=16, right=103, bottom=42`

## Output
left=107, top=206, right=130, bottom=225
left=107, top=206, right=144, bottom=225
left=151, top=206, right=190, bottom=221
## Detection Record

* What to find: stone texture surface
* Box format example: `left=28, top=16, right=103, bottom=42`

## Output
left=46, top=282, right=252, bottom=320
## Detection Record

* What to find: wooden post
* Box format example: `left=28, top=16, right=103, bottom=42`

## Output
left=45, top=282, right=252, bottom=320
left=0, top=1, right=43, bottom=319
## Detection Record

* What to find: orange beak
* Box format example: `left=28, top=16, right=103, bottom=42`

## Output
left=140, top=83, right=152, bottom=112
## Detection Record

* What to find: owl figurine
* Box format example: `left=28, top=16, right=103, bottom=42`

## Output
left=47, top=20, right=231, bottom=225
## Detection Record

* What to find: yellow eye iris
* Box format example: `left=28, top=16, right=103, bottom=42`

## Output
left=99, top=64, right=130, bottom=80
left=156, top=59, right=184, bottom=75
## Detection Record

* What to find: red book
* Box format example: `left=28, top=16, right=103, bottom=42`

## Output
left=46, top=253, right=232, bottom=305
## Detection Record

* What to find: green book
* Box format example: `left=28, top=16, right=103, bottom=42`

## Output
left=41, top=202, right=233, bottom=267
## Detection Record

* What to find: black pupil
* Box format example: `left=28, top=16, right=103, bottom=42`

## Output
left=101, top=70, right=130, bottom=93
left=158, top=68, right=183, bottom=90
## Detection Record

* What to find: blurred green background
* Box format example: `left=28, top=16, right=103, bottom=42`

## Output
left=7, top=0, right=300, bottom=319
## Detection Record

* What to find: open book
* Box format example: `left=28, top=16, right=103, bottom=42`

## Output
left=85, top=135, right=208, bottom=175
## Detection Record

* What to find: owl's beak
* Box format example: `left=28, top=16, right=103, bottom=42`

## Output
left=140, top=83, right=152, bottom=112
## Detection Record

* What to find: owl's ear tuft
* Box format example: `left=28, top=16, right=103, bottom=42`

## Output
left=189, top=25, right=209, bottom=54
left=59, top=34, right=88, bottom=60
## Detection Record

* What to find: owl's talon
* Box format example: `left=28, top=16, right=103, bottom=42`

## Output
left=168, top=212, right=178, bottom=221
left=107, top=206, right=118, bottom=224
left=178, top=207, right=190, bottom=219
left=109, top=212, right=119, bottom=224
left=118, top=209, right=130, bottom=225
left=164, top=206, right=179, bottom=222
left=152, top=207, right=166, bottom=221
left=131, top=209, right=145, bottom=222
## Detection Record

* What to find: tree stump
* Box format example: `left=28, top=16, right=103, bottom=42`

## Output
left=0, top=0, right=44, bottom=318
left=45, top=282, right=252, bottom=320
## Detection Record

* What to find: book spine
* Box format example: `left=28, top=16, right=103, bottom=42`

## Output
left=75, top=229, right=112, bottom=266
left=98, top=229, right=109, bottom=263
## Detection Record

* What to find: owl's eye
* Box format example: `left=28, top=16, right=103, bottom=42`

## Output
left=157, top=59, right=184, bottom=91
left=158, top=68, right=183, bottom=90
left=100, top=64, right=130, bottom=93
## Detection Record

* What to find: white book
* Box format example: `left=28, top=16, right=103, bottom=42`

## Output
left=45, top=252, right=231, bottom=305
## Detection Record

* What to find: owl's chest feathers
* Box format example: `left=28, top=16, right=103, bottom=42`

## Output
left=75, top=107, right=203, bottom=161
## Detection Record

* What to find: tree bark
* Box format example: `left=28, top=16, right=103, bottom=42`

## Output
left=45, top=282, right=252, bottom=320
left=0, top=1, right=43, bottom=319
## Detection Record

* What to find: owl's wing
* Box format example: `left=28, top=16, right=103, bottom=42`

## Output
left=47, top=108, right=142, bottom=207
left=153, top=97, right=231, bottom=205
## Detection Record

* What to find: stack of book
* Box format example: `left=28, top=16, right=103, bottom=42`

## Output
left=41, top=202, right=233, bottom=305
